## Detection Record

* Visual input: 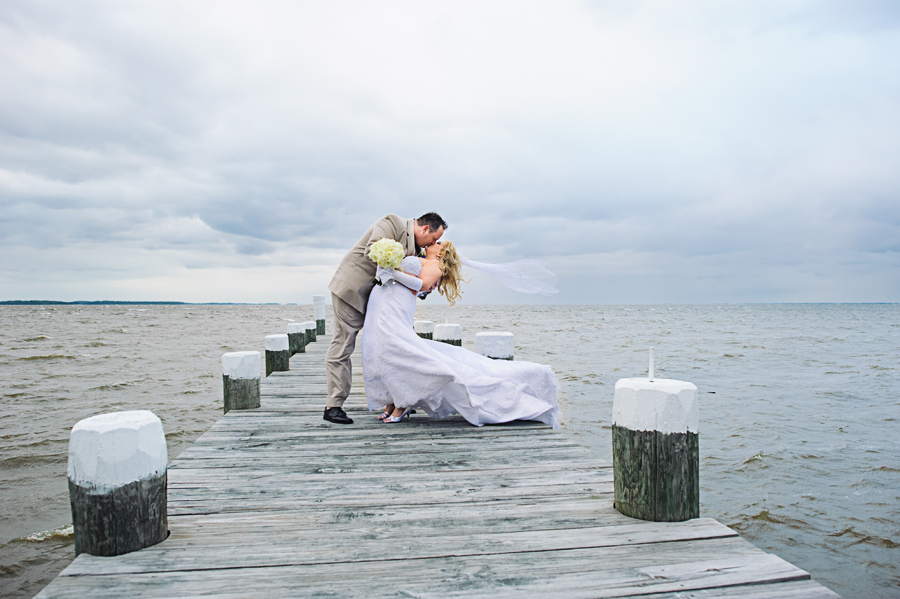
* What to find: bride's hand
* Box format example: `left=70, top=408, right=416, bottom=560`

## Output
left=378, top=267, right=395, bottom=285
left=412, top=280, right=438, bottom=297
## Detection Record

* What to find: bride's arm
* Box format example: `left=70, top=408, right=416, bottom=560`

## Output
left=378, top=259, right=440, bottom=294
left=377, top=265, right=423, bottom=292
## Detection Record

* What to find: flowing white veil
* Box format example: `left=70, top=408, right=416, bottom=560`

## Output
left=458, top=252, right=559, bottom=296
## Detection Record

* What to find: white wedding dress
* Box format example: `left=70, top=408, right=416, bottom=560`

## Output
left=361, top=256, right=561, bottom=428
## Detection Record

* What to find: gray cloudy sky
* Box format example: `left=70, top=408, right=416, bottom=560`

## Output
left=2, top=0, right=899, bottom=303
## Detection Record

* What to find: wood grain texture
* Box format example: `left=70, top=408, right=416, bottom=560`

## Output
left=37, top=335, right=838, bottom=598
left=265, top=349, right=290, bottom=377
left=68, top=473, right=167, bottom=557
left=222, top=375, right=260, bottom=413
left=288, top=331, right=306, bottom=355
left=613, top=425, right=699, bottom=522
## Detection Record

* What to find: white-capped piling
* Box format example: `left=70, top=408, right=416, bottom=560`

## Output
left=612, top=368, right=699, bottom=522
left=475, top=332, right=514, bottom=360
left=414, top=320, right=434, bottom=340
left=286, top=323, right=307, bottom=355
left=264, top=334, right=290, bottom=376
left=313, top=295, right=326, bottom=335
left=434, top=323, right=462, bottom=346
left=67, top=410, right=168, bottom=557
left=304, top=321, right=317, bottom=343
left=222, top=351, right=261, bottom=413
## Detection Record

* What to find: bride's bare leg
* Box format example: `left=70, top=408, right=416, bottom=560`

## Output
left=378, top=404, right=395, bottom=420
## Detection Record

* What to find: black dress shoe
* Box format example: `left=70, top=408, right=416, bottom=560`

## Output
left=324, top=407, right=354, bottom=424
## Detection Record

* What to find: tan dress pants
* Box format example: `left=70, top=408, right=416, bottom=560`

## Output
left=325, top=292, right=366, bottom=409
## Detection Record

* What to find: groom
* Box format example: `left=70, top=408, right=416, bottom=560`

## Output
left=324, top=212, right=447, bottom=424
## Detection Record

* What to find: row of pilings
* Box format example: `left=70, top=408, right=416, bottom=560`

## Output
left=64, top=300, right=699, bottom=559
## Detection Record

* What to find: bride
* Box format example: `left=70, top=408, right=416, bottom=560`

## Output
left=361, top=241, right=561, bottom=428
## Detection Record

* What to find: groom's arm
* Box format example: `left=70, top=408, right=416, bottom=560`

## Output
left=363, top=214, right=406, bottom=262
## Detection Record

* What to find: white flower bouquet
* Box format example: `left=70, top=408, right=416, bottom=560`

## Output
left=368, top=238, right=405, bottom=270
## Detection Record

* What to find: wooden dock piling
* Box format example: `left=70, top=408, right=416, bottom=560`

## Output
left=434, top=323, right=462, bottom=346
left=222, top=351, right=261, bottom=413
left=286, top=323, right=306, bottom=355
left=475, top=331, right=515, bottom=360
left=612, top=377, right=700, bottom=522
left=414, top=319, right=433, bottom=339
left=313, top=295, right=326, bottom=335
left=264, top=334, right=290, bottom=376
left=304, top=321, right=317, bottom=343
left=66, top=411, right=168, bottom=558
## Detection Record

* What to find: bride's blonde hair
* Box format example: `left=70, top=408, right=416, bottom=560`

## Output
left=436, top=241, right=467, bottom=306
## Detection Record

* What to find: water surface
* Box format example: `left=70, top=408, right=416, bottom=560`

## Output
left=1, top=304, right=897, bottom=597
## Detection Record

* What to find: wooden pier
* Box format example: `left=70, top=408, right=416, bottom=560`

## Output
left=37, top=336, right=838, bottom=598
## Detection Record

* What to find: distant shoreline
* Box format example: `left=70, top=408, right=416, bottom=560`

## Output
left=0, top=301, right=292, bottom=306
left=1, top=300, right=896, bottom=306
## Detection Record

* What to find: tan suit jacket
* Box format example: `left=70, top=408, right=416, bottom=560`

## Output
left=328, top=214, right=416, bottom=314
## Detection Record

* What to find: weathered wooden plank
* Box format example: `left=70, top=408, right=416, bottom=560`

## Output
left=177, top=431, right=575, bottom=445
left=163, top=493, right=612, bottom=517
left=165, top=464, right=608, bottom=487
left=164, top=458, right=599, bottom=475
left=192, top=410, right=550, bottom=425
left=170, top=435, right=578, bottom=456
left=164, top=482, right=612, bottom=512
left=170, top=441, right=587, bottom=463
left=180, top=422, right=572, bottom=436
left=171, top=438, right=588, bottom=458
left=187, top=419, right=561, bottom=434
left=60, top=518, right=738, bottom=576
left=161, top=498, right=637, bottom=539
left=396, top=554, right=813, bottom=599
left=165, top=490, right=611, bottom=516
left=636, top=580, right=840, bottom=598
left=173, top=435, right=573, bottom=453
left=39, top=549, right=817, bottom=599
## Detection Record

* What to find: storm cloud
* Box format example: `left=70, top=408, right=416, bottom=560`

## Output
left=1, top=0, right=898, bottom=303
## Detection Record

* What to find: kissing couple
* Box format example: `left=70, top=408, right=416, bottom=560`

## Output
left=323, top=212, right=561, bottom=428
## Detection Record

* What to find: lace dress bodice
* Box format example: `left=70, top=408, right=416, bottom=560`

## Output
left=376, top=255, right=422, bottom=282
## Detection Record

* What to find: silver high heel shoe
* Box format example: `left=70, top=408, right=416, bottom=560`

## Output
left=383, top=407, right=412, bottom=423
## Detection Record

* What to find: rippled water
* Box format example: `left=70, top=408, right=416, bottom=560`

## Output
left=1, top=304, right=898, bottom=598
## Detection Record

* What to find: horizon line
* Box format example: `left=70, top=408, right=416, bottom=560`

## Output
left=2, top=300, right=898, bottom=306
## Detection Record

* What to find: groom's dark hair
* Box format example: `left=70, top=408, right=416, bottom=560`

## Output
left=416, top=212, right=448, bottom=232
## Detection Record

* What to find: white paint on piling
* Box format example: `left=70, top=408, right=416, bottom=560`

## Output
left=612, top=378, right=699, bottom=434
left=434, top=323, right=462, bottom=342
left=475, top=332, right=514, bottom=359
left=222, top=351, right=261, bottom=380
left=414, top=320, right=434, bottom=335
left=67, top=411, right=167, bottom=493
left=313, top=296, right=326, bottom=320
left=286, top=323, right=305, bottom=335
left=304, top=321, right=317, bottom=331
left=265, top=334, right=289, bottom=351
